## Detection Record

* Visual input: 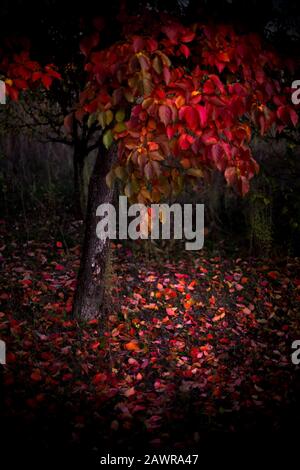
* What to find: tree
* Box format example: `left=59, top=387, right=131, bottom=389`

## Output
left=72, top=20, right=298, bottom=319
left=0, top=39, right=103, bottom=218
left=1, top=18, right=298, bottom=321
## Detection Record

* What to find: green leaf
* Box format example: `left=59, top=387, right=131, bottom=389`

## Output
left=115, top=109, right=126, bottom=123
left=114, top=122, right=126, bottom=133
left=87, top=113, right=97, bottom=128
left=103, top=130, right=113, bottom=149
left=105, top=110, right=114, bottom=125
left=186, top=168, right=203, bottom=178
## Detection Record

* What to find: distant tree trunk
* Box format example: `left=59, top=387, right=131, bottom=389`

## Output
left=72, top=142, right=116, bottom=320
left=73, top=143, right=87, bottom=219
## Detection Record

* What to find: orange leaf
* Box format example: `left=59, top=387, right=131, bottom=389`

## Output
left=125, top=341, right=141, bottom=351
left=123, top=387, right=136, bottom=397
left=212, top=312, right=225, bottom=322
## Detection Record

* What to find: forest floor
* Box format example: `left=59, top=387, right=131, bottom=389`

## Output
left=1, top=214, right=300, bottom=461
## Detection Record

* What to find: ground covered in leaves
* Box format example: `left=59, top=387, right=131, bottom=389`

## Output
left=1, top=217, right=300, bottom=460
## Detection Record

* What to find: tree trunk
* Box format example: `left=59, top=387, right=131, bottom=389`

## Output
left=72, top=142, right=117, bottom=320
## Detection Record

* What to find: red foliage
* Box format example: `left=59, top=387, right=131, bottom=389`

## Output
left=0, top=45, right=61, bottom=100
left=77, top=22, right=298, bottom=199
left=0, top=21, right=298, bottom=199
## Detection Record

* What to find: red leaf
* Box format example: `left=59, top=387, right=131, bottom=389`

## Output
left=240, top=176, right=250, bottom=196
left=181, top=30, right=196, bottom=43
left=158, top=105, right=172, bottom=126
left=41, top=74, right=52, bottom=89
left=181, top=106, right=198, bottom=130
left=211, top=144, right=226, bottom=171
left=290, top=108, right=298, bottom=127
left=217, top=51, right=230, bottom=62
left=163, top=66, right=171, bottom=85
left=147, top=38, right=158, bottom=52
left=196, top=105, right=208, bottom=128
left=166, top=125, right=176, bottom=140
left=179, top=44, right=190, bottom=58
left=201, top=132, right=218, bottom=145
left=144, top=162, right=153, bottom=180
left=224, top=167, right=237, bottom=186
left=14, top=79, right=27, bottom=90
left=32, top=71, right=42, bottom=82
left=268, top=271, right=279, bottom=280
left=31, top=370, right=42, bottom=382
left=277, top=105, right=298, bottom=127
left=132, top=36, right=145, bottom=53
left=92, top=373, right=107, bottom=384
left=203, top=75, right=224, bottom=94
left=55, top=264, right=64, bottom=271
left=123, top=387, right=136, bottom=397
left=203, top=79, right=215, bottom=95
left=6, top=85, right=19, bottom=101
left=45, top=66, right=61, bottom=80
left=178, top=133, right=195, bottom=150
left=162, top=25, right=180, bottom=43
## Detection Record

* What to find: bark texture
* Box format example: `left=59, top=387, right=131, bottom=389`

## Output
left=72, top=142, right=116, bottom=320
